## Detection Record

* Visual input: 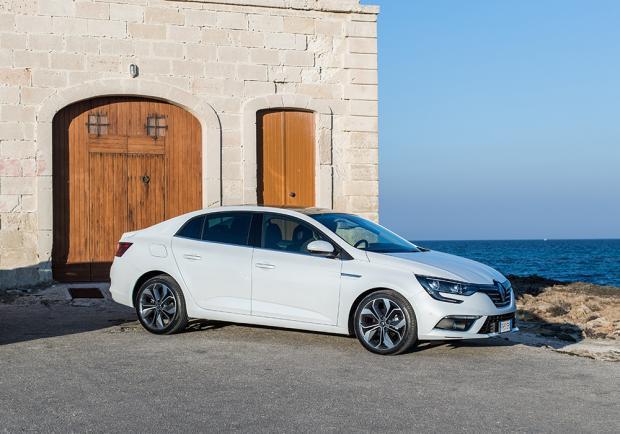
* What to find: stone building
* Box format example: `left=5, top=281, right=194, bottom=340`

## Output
left=0, top=0, right=379, bottom=288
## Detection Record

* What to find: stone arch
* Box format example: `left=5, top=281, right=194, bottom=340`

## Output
left=35, top=78, right=222, bottom=273
left=241, top=94, right=334, bottom=208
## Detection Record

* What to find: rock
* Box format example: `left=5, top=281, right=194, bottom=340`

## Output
left=513, top=276, right=619, bottom=341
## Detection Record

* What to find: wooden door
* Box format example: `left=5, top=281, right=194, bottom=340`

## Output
left=257, top=110, right=315, bottom=208
left=52, top=97, right=202, bottom=282
left=127, top=154, right=166, bottom=231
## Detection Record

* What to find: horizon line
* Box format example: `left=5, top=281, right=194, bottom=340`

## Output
left=410, top=237, right=620, bottom=242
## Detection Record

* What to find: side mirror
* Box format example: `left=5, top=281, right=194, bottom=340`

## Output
left=306, top=240, right=335, bottom=256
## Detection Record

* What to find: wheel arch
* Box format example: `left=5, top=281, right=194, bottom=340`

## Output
left=132, top=270, right=172, bottom=307
left=347, top=287, right=412, bottom=336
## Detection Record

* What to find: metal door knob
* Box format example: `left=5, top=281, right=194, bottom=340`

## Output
left=289, top=192, right=296, bottom=198
left=142, top=175, right=150, bottom=184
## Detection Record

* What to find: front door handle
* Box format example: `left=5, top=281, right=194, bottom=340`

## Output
left=255, top=263, right=275, bottom=270
left=183, top=253, right=202, bottom=261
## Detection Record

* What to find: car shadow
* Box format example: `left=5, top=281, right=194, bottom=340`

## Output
left=184, top=319, right=231, bottom=333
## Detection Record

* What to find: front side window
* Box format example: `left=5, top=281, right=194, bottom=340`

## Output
left=202, top=213, right=253, bottom=246
left=311, top=213, right=419, bottom=253
left=261, top=214, right=323, bottom=254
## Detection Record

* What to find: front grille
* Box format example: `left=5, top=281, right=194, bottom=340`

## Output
left=478, top=312, right=516, bottom=334
left=478, top=285, right=512, bottom=308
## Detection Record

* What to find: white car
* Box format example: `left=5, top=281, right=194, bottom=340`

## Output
left=110, top=206, right=518, bottom=355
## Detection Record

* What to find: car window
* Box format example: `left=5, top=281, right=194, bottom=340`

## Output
left=176, top=216, right=205, bottom=240
left=311, top=213, right=419, bottom=253
left=202, top=212, right=253, bottom=246
left=262, top=214, right=323, bottom=254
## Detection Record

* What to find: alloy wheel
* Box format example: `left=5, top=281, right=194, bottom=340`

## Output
left=358, top=298, right=407, bottom=350
left=139, top=283, right=177, bottom=331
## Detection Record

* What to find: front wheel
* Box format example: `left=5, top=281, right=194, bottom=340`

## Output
left=135, top=275, right=188, bottom=335
left=354, top=290, right=417, bottom=355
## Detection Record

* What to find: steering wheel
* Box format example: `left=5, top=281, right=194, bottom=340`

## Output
left=354, top=239, right=369, bottom=250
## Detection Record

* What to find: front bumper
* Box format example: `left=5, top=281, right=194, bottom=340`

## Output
left=415, top=290, right=518, bottom=340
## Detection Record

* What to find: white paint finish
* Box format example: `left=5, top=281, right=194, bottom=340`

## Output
left=110, top=206, right=517, bottom=346
left=251, top=248, right=342, bottom=325
left=171, top=237, right=253, bottom=315
left=149, top=244, right=168, bottom=258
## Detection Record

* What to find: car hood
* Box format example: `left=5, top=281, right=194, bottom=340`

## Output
left=368, top=250, right=506, bottom=285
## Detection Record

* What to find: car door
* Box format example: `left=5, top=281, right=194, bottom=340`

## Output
left=171, top=212, right=254, bottom=315
left=251, top=213, right=342, bottom=325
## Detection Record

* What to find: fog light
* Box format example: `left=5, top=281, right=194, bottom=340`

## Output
left=434, top=315, right=481, bottom=332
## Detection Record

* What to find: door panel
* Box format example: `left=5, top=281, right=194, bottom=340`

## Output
left=127, top=154, right=165, bottom=231
left=251, top=213, right=341, bottom=325
left=251, top=249, right=342, bottom=325
left=89, top=152, right=128, bottom=281
left=258, top=110, right=315, bottom=208
left=283, top=111, right=315, bottom=208
left=52, top=97, right=202, bottom=282
left=258, top=111, right=286, bottom=206
left=52, top=104, right=91, bottom=281
left=171, top=237, right=253, bottom=315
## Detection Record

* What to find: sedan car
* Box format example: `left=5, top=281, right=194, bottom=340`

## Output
left=110, top=206, right=518, bottom=355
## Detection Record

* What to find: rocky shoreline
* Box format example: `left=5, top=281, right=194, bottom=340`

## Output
left=509, top=275, right=620, bottom=341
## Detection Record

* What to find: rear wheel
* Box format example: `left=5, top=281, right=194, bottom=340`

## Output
left=135, top=275, right=188, bottom=335
left=354, top=290, right=417, bottom=355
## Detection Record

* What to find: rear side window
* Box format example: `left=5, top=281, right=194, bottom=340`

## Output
left=203, top=213, right=253, bottom=246
left=176, top=216, right=205, bottom=240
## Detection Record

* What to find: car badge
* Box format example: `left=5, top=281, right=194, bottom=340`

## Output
left=496, top=281, right=506, bottom=301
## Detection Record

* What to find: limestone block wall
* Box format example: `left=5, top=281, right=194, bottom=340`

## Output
left=0, top=0, right=379, bottom=288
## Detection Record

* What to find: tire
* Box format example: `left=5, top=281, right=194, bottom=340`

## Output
left=135, top=275, right=188, bottom=335
left=353, top=290, right=417, bottom=355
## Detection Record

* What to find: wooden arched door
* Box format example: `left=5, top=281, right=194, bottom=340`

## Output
left=257, top=109, right=315, bottom=208
left=52, top=97, right=202, bottom=282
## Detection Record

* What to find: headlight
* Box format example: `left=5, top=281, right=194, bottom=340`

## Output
left=415, top=275, right=481, bottom=304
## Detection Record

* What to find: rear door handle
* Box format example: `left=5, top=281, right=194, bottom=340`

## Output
left=183, top=253, right=202, bottom=261
left=255, top=263, right=275, bottom=270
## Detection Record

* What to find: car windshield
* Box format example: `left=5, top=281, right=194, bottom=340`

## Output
left=310, top=213, right=420, bottom=253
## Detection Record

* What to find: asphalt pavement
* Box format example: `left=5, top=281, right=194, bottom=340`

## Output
left=0, top=296, right=618, bottom=433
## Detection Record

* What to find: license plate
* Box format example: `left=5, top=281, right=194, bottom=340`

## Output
left=499, top=319, right=512, bottom=333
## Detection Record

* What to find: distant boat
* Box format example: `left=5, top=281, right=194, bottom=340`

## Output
left=543, top=238, right=548, bottom=241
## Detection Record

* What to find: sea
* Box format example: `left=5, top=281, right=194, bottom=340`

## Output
left=413, top=239, right=620, bottom=288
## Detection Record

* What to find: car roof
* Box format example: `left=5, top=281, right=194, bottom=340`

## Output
left=192, top=205, right=342, bottom=216
left=148, top=205, right=349, bottom=234
left=289, top=207, right=338, bottom=215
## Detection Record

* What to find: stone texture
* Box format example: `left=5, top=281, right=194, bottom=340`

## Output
left=0, top=0, right=379, bottom=289
left=76, top=2, right=110, bottom=20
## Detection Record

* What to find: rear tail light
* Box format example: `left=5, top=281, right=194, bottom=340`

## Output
left=115, top=242, right=133, bottom=257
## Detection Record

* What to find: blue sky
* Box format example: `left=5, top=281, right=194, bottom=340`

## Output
left=362, top=0, right=620, bottom=240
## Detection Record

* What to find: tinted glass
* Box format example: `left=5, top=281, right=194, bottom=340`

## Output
left=311, top=213, right=419, bottom=253
left=176, top=216, right=205, bottom=240
left=203, top=213, right=252, bottom=246
left=262, top=214, right=323, bottom=254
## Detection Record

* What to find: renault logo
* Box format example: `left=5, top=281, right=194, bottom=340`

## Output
left=496, top=281, right=506, bottom=301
